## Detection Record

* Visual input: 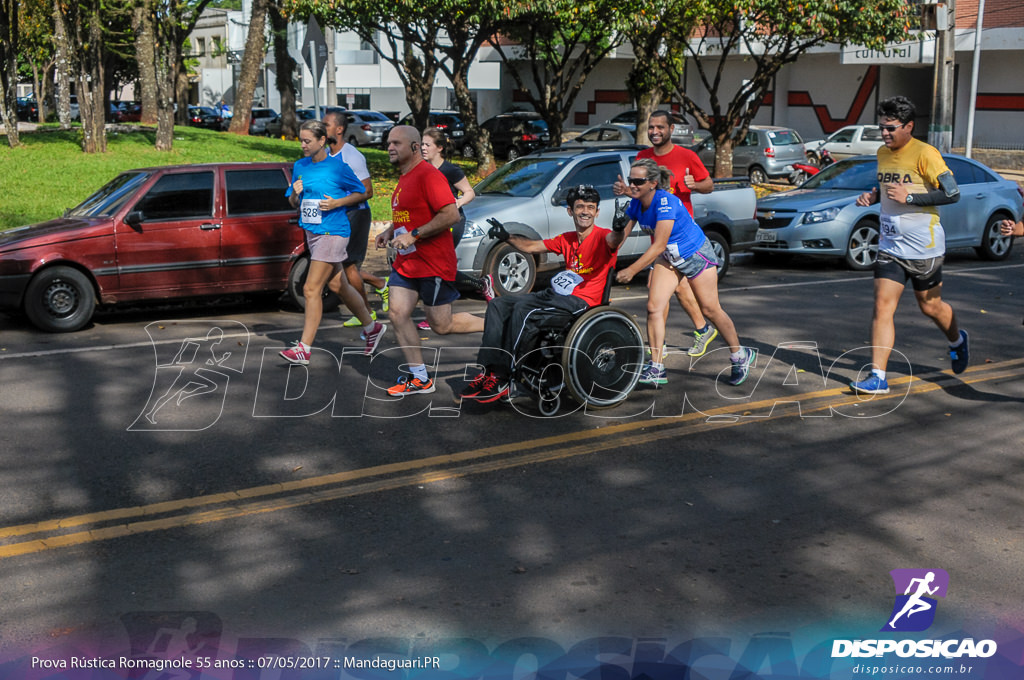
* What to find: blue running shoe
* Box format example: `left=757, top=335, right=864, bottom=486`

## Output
left=949, top=329, right=969, bottom=375
left=727, top=347, right=757, bottom=386
left=849, top=373, right=890, bottom=395
left=638, top=362, right=668, bottom=386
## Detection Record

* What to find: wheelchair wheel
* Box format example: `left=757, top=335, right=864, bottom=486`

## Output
left=561, top=306, right=644, bottom=409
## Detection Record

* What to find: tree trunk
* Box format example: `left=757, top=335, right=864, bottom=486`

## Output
left=0, top=0, right=20, bottom=147
left=450, top=69, right=493, bottom=175
left=153, top=35, right=176, bottom=150
left=52, top=0, right=73, bottom=130
left=175, top=61, right=190, bottom=124
left=713, top=135, right=735, bottom=179
left=229, top=0, right=269, bottom=135
left=402, top=42, right=434, bottom=130
left=76, top=0, right=106, bottom=153
left=269, top=2, right=296, bottom=138
left=134, top=2, right=158, bottom=125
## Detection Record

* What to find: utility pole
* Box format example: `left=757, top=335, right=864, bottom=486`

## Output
left=326, top=27, right=337, bottom=108
left=927, top=0, right=956, bottom=153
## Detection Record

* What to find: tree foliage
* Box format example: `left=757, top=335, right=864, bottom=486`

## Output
left=486, top=0, right=625, bottom=147
left=667, top=0, right=913, bottom=176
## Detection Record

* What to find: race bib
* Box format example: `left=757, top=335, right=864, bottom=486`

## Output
left=551, top=270, right=584, bottom=296
left=300, top=198, right=322, bottom=225
left=393, top=226, right=417, bottom=256
left=880, top=214, right=903, bottom=240
left=662, top=243, right=685, bottom=267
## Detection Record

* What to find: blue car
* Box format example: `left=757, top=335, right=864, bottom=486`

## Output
left=753, top=155, right=1024, bottom=270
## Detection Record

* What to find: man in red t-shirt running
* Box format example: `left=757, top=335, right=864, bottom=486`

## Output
left=458, top=185, right=629, bottom=403
left=613, top=110, right=719, bottom=357
left=375, top=126, right=484, bottom=396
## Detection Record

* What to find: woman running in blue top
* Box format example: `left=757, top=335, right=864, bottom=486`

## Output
left=280, top=119, right=386, bottom=365
left=615, top=158, right=755, bottom=386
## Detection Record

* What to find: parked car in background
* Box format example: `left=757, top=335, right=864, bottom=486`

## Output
left=563, top=123, right=638, bottom=147
left=248, top=108, right=279, bottom=135
left=342, top=109, right=394, bottom=147
left=187, top=106, right=223, bottom=130
left=804, top=124, right=885, bottom=163
left=16, top=97, right=39, bottom=121
left=69, top=95, right=79, bottom=121
left=453, top=148, right=757, bottom=295
left=752, top=155, right=1023, bottom=270
left=114, top=102, right=142, bottom=123
left=264, top=108, right=316, bottom=137
left=480, top=112, right=551, bottom=161
left=0, top=163, right=325, bottom=333
left=692, top=125, right=807, bottom=184
left=389, top=110, right=471, bottom=154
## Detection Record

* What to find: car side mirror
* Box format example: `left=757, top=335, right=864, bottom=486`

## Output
left=125, top=211, right=144, bottom=228
left=551, top=187, right=569, bottom=206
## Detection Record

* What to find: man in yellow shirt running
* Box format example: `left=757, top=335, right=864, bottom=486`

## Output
left=850, top=96, right=966, bottom=395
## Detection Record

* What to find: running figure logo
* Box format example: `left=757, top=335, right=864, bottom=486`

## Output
left=882, top=568, right=949, bottom=632
left=130, top=321, right=248, bottom=431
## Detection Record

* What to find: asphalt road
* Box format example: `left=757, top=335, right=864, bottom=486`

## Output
left=1, top=247, right=1023, bottom=672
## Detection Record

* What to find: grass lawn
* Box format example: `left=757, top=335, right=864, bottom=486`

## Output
left=0, top=125, right=483, bottom=231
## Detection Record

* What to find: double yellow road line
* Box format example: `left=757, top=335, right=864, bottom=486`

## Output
left=2, top=358, right=1022, bottom=560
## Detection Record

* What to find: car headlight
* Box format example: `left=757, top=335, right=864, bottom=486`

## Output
left=463, top=221, right=486, bottom=239
left=802, top=206, right=841, bottom=225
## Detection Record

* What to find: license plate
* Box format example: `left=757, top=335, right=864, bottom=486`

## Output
left=756, top=230, right=777, bottom=243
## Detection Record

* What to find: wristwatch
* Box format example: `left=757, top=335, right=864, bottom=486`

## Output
left=410, top=228, right=421, bottom=240
left=905, top=194, right=914, bottom=205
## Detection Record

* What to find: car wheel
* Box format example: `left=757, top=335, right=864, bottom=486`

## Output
left=805, top=152, right=820, bottom=167
left=485, top=242, right=536, bottom=296
left=23, top=265, right=96, bottom=333
left=347, top=135, right=359, bottom=147
left=705, top=230, right=731, bottom=279
left=844, top=220, right=879, bottom=270
left=790, top=169, right=808, bottom=185
left=975, top=214, right=1014, bottom=261
left=286, top=255, right=341, bottom=312
left=507, top=147, right=521, bottom=161
left=461, top=143, right=476, bottom=159
left=748, top=166, right=768, bottom=185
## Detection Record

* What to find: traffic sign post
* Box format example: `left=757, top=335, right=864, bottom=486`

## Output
left=301, top=16, right=329, bottom=119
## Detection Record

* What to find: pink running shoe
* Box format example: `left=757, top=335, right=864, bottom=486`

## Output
left=280, top=341, right=310, bottom=365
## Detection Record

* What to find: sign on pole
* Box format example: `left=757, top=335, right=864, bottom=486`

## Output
left=301, top=16, right=329, bottom=117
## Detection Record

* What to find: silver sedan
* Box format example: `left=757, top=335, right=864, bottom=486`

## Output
left=752, top=155, right=1024, bottom=270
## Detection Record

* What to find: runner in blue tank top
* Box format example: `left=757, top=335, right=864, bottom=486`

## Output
left=615, top=158, right=756, bottom=387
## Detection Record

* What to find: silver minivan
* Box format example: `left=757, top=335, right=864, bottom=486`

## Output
left=693, top=125, right=807, bottom=184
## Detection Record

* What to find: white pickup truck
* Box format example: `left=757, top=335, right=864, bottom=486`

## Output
left=805, top=124, right=885, bottom=162
left=456, top=147, right=759, bottom=295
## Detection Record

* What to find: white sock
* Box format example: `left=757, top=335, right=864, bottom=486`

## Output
left=872, top=369, right=886, bottom=380
left=410, top=364, right=429, bottom=382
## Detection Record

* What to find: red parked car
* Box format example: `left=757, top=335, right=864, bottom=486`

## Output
left=0, top=163, right=325, bottom=332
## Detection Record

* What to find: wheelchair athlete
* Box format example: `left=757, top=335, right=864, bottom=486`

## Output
left=459, top=185, right=630, bottom=403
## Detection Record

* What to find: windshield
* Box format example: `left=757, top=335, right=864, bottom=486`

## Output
left=766, top=128, right=803, bottom=145
left=475, top=157, right=568, bottom=198
left=67, top=171, right=151, bottom=217
left=801, top=158, right=878, bottom=191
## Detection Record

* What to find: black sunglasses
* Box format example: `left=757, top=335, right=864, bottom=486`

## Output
left=878, top=123, right=907, bottom=132
left=627, top=177, right=649, bottom=186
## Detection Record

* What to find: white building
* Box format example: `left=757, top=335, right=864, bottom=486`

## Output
left=188, top=1, right=1024, bottom=149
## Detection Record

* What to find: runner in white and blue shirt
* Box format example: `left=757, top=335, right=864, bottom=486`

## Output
left=286, top=152, right=365, bottom=236
left=614, top=158, right=756, bottom=387
left=626, top=187, right=706, bottom=265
